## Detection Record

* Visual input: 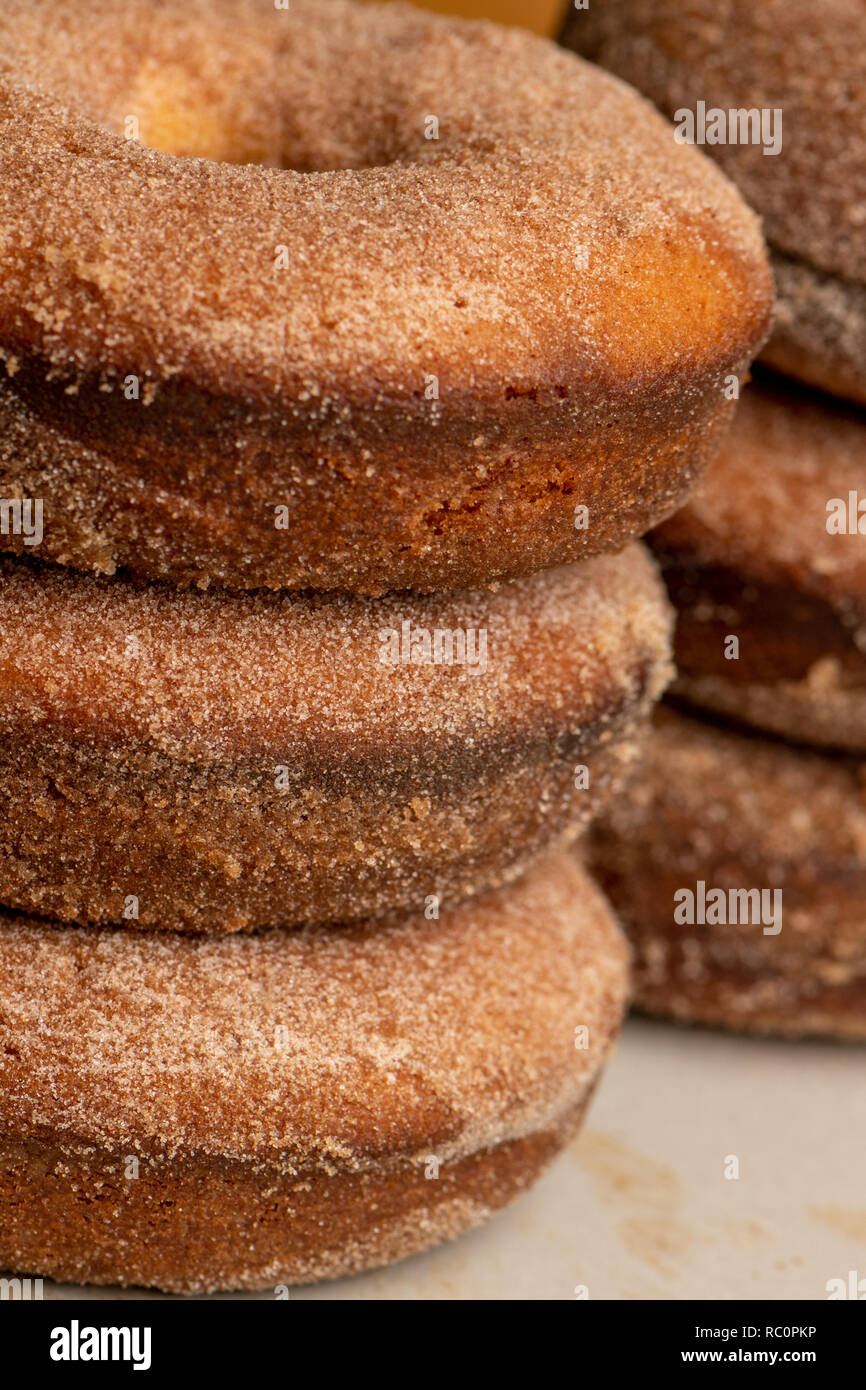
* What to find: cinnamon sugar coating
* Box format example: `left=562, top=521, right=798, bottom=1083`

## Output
left=762, top=252, right=866, bottom=408
left=0, top=0, right=770, bottom=592
left=562, top=0, right=866, bottom=403
left=585, top=707, right=866, bottom=1040
left=0, top=853, right=630, bottom=1292
left=0, top=544, right=672, bottom=931
left=651, top=375, right=866, bottom=751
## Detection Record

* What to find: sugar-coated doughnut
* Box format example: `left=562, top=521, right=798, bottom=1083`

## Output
left=562, top=0, right=866, bottom=405
left=766, top=252, right=866, bottom=408
left=0, top=544, right=671, bottom=932
left=651, top=375, right=866, bottom=751
left=586, top=708, right=866, bottom=1041
left=0, top=0, right=771, bottom=592
left=0, top=853, right=629, bottom=1293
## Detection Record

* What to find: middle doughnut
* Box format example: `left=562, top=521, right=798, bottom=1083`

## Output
left=651, top=374, right=866, bottom=751
left=0, top=544, right=671, bottom=933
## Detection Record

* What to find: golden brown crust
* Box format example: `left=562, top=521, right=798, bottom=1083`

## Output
left=651, top=375, right=866, bottom=750
left=585, top=707, right=866, bottom=1040
left=0, top=544, right=672, bottom=931
left=0, top=0, right=771, bottom=591
left=0, top=854, right=630, bottom=1292
left=562, top=0, right=866, bottom=403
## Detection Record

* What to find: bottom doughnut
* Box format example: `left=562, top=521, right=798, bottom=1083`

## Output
left=585, top=707, right=866, bottom=1041
left=0, top=852, right=628, bottom=1294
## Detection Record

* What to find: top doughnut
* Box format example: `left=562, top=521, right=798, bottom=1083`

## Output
left=562, top=0, right=866, bottom=404
left=0, top=0, right=771, bottom=593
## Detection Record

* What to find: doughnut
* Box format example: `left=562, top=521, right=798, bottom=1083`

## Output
left=766, top=253, right=866, bottom=408
left=562, top=0, right=866, bottom=405
left=0, top=852, right=629, bottom=1293
left=651, top=374, right=866, bottom=751
left=585, top=707, right=866, bottom=1041
left=0, top=543, right=672, bottom=933
left=0, top=0, right=772, bottom=592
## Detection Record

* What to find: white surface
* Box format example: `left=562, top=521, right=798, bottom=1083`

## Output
left=37, top=1016, right=865, bottom=1301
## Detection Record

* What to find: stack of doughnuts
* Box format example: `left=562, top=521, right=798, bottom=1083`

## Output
left=564, top=0, right=866, bottom=1039
left=0, top=0, right=771, bottom=1292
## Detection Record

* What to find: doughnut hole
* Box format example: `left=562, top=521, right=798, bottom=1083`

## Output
left=117, top=54, right=432, bottom=171
left=125, top=64, right=285, bottom=166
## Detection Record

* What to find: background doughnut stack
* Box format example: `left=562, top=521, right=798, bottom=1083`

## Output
left=563, top=0, right=866, bottom=1040
left=0, top=0, right=771, bottom=1293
